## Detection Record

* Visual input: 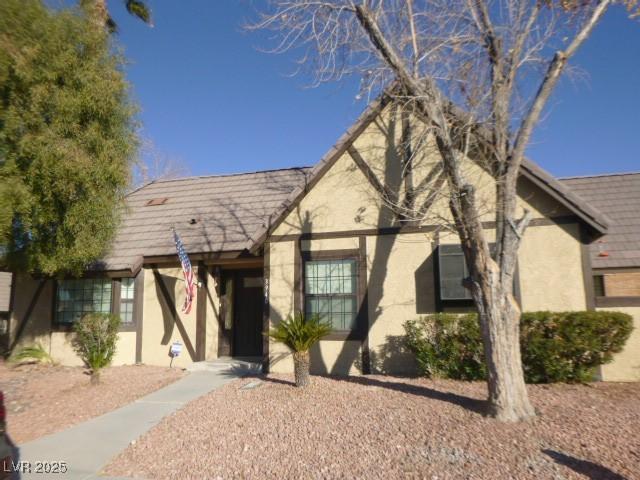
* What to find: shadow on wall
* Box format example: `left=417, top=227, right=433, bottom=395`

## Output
left=357, top=335, right=417, bottom=375
left=542, top=449, right=627, bottom=480
left=153, top=269, right=197, bottom=361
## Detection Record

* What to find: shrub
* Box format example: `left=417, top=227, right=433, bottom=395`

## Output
left=73, top=313, right=121, bottom=384
left=404, top=314, right=486, bottom=380
left=268, top=313, right=332, bottom=388
left=404, top=311, right=633, bottom=383
left=521, top=310, right=633, bottom=383
left=9, top=343, right=55, bottom=365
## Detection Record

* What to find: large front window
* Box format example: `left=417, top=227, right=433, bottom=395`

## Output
left=55, top=279, right=112, bottom=325
left=304, top=258, right=357, bottom=331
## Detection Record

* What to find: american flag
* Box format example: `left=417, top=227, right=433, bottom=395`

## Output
left=173, top=228, right=195, bottom=314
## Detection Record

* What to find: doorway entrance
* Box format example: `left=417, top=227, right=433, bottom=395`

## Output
left=219, top=269, right=264, bottom=358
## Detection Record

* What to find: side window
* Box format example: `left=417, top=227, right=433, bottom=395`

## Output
left=119, top=277, right=135, bottom=324
left=438, top=245, right=472, bottom=300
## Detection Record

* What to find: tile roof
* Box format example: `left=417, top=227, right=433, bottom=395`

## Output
left=98, top=167, right=311, bottom=272
left=561, top=172, right=640, bottom=269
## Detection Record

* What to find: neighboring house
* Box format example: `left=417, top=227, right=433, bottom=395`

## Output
left=560, top=173, right=640, bottom=381
left=0, top=272, right=12, bottom=352
left=6, top=95, right=639, bottom=380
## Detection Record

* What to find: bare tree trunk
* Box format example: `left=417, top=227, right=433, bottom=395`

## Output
left=90, top=369, right=101, bottom=385
left=471, top=260, right=534, bottom=421
left=292, top=350, right=310, bottom=388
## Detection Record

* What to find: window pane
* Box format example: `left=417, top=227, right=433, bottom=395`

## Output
left=121, top=278, right=135, bottom=300
left=56, top=278, right=112, bottom=324
left=439, top=247, right=472, bottom=300
left=304, top=258, right=358, bottom=331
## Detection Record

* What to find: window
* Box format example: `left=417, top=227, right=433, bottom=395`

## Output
left=438, top=245, right=472, bottom=300
left=119, top=278, right=135, bottom=324
left=593, top=275, right=605, bottom=297
left=304, top=258, right=357, bottom=331
left=55, top=279, right=112, bottom=325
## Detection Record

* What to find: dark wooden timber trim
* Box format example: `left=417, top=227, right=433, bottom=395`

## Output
left=111, top=278, right=122, bottom=318
left=347, top=146, right=388, bottom=198
left=300, top=248, right=366, bottom=341
left=595, top=296, right=640, bottom=308
left=143, top=250, right=251, bottom=265
left=195, top=262, right=207, bottom=361
left=152, top=266, right=197, bottom=361
left=358, top=236, right=371, bottom=374
left=262, top=244, right=271, bottom=373
left=215, top=266, right=231, bottom=358
left=293, top=238, right=303, bottom=314
left=592, top=267, right=640, bottom=275
left=10, top=279, right=46, bottom=352
left=580, top=226, right=596, bottom=311
left=269, top=216, right=579, bottom=243
left=134, top=268, right=145, bottom=363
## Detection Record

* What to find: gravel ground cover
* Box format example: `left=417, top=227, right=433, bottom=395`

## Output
left=105, top=374, right=639, bottom=479
left=0, top=362, right=185, bottom=444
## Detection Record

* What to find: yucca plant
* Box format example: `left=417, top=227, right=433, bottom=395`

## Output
left=10, top=343, right=55, bottom=365
left=268, top=313, right=332, bottom=387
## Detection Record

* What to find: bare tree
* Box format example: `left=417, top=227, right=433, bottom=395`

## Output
left=251, top=0, right=638, bottom=421
left=133, top=138, right=190, bottom=187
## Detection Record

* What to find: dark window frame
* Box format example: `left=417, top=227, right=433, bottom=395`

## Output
left=434, top=244, right=520, bottom=312
left=301, top=249, right=366, bottom=341
left=52, top=276, right=138, bottom=332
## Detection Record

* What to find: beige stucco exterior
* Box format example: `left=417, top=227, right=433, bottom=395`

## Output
left=598, top=306, right=640, bottom=382
left=7, top=105, right=637, bottom=382
left=9, top=274, right=138, bottom=366
left=266, top=106, right=592, bottom=376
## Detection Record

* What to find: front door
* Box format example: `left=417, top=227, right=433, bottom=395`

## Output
left=231, top=269, right=264, bottom=357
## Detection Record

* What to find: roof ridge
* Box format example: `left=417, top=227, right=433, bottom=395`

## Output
left=559, top=171, right=640, bottom=180
left=144, top=165, right=313, bottom=185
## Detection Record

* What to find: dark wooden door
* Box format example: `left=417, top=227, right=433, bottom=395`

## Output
left=232, top=269, right=264, bottom=357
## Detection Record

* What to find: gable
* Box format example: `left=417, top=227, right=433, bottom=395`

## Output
left=267, top=101, right=594, bottom=240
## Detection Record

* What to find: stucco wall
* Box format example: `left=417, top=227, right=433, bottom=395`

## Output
left=266, top=105, right=590, bottom=376
left=598, top=306, right=640, bottom=382
left=518, top=222, right=587, bottom=311
left=140, top=266, right=200, bottom=368
left=10, top=274, right=137, bottom=366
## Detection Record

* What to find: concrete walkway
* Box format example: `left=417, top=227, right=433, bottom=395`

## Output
left=17, top=360, right=259, bottom=480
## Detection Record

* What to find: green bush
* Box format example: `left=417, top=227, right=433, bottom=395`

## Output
left=521, top=311, right=633, bottom=383
left=73, top=313, right=121, bottom=384
left=404, top=311, right=633, bottom=383
left=404, top=314, right=486, bottom=380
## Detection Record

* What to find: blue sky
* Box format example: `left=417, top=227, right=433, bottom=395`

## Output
left=106, top=1, right=639, bottom=178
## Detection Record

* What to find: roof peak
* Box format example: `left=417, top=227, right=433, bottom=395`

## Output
left=560, top=171, right=640, bottom=180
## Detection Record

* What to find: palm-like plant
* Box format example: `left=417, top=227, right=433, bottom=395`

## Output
left=268, top=313, right=331, bottom=388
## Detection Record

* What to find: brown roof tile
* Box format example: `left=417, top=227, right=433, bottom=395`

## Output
left=98, top=167, right=311, bottom=271
left=561, top=172, right=640, bottom=269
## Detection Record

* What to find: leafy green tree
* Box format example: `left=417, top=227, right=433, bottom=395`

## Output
left=80, top=0, right=152, bottom=32
left=0, top=0, right=137, bottom=275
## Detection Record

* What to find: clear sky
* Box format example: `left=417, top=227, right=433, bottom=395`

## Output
left=105, top=1, right=639, bottom=179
